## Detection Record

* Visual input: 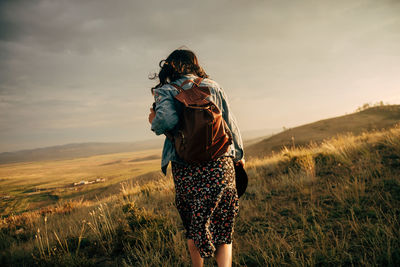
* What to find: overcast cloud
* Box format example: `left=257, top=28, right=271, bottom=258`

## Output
left=1, top=0, right=400, bottom=152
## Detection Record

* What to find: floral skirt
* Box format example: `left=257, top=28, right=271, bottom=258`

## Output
left=171, top=156, right=239, bottom=258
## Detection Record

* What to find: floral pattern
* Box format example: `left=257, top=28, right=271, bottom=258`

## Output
left=171, top=156, right=239, bottom=258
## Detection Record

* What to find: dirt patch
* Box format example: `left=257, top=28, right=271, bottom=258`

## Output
left=99, top=160, right=122, bottom=166
left=128, top=155, right=160, bottom=162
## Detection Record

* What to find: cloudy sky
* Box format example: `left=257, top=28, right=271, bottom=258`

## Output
left=1, top=0, right=399, bottom=152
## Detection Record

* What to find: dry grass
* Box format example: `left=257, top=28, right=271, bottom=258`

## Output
left=246, top=105, right=400, bottom=158
left=0, top=149, right=161, bottom=216
left=1, top=126, right=400, bottom=266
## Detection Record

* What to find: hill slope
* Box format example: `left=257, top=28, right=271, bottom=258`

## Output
left=2, top=125, right=400, bottom=266
left=246, top=105, right=400, bottom=158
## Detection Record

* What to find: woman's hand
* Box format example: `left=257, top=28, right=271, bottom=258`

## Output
left=236, top=159, right=245, bottom=168
left=148, top=107, right=156, bottom=124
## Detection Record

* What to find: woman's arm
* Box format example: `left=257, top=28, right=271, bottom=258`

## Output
left=150, top=86, right=179, bottom=135
left=218, top=88, right=244, bottom=163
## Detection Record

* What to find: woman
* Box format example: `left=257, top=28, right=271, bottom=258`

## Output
left=148, top=49, right=244, bottom=267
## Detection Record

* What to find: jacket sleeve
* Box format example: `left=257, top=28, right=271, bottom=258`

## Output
left=218, top=88, right=244, bottom=162
left=151, top=86, right=179, bottom=136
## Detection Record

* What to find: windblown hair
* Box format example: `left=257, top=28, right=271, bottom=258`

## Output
left=150, top=49, right=208, bottom=92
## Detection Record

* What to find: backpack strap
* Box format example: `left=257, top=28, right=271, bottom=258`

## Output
left=171, top=83, right=184, bottom=93
left=192, top=77, right=203, bottom=87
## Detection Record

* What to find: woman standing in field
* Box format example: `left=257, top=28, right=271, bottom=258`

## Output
left=148, top=49, right=244, bottom=267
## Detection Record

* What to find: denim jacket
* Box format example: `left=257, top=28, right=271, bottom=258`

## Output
left=151, top=74, right=244, bottom=174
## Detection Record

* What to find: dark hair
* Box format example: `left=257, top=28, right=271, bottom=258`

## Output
left=150, top=49, right=208, bottom=92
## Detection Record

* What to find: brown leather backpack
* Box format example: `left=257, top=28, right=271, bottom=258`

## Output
left=170, top=77, right=233, bottom=163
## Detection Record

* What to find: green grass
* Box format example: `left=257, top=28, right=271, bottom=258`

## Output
left=1, top=125, right=400, bottom=266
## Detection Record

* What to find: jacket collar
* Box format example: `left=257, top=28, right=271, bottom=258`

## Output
left=171, top=74, right=198, bottom=88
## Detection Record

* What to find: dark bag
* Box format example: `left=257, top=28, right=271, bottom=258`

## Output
left=234, top=162, right=248, bottom=198
left=170, top=77, right=232, bottom=163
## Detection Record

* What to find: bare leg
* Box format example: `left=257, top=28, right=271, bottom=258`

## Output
left=187, top=239, right=204, bottom=267
left=215, top=243, right=232, bottom=267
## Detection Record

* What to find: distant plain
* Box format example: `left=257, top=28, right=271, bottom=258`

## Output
left=0, top=149, right=161, bottom=216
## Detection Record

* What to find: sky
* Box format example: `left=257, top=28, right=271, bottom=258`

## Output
left=0, top=0, right=399, bottom=152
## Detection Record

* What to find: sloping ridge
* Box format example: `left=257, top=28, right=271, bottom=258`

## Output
left=246, top=105, right=400, bottom=158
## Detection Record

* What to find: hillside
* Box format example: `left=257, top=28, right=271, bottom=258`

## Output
left=1, top=125, right=399, bottom=266
left=246, top=105, right=400, bottom=158
left=0, top=139, right=163, bottom=164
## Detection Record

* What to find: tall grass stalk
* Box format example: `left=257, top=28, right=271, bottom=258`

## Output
left=76, top=220, right=85, bottom=256
left=87, top=202, right=116, bottom=255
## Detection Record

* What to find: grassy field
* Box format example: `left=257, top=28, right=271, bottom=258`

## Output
left=1, top=124, right=399, bottom=266
left=0, top=149, right=161, bottom=216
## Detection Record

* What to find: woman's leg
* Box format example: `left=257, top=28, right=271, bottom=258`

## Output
left=187, top=239, right=204, bottom=267
left=215, top=243, right=232, bottom=267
